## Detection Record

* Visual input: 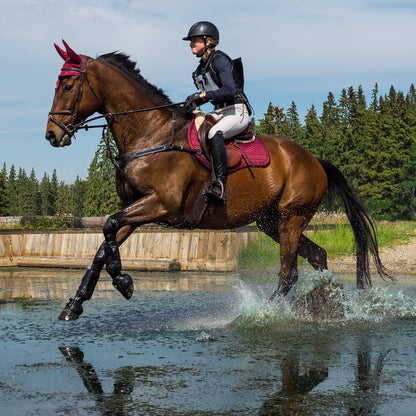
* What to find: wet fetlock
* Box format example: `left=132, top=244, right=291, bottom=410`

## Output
left=58, top=297, right=83, bottom=321
left=105, top=240, right=122, bottom=278
left=113, top=273, right=134, bottom=300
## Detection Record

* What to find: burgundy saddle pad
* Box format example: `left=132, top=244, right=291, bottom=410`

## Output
left=188, top=117, right=270, bottom=173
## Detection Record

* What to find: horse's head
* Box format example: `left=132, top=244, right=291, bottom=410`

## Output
left=45, top=40, right=99, bottom=147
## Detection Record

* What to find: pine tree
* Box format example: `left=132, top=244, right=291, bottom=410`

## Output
left=320, top=92, right=341, bottom=164
left=83, top=130, right=119, bottom=216
left=370, top=83, right=379, bottom=111
left=28, top=169, right=41, bottom=215
left=0, top=163, right=9, bottom=216
left=256, top=102, right=287, bottom=136
left=8, top=165, right=18, bottom=216
left=56, top=181, right=73, bottom=216
left=302, top=105, right=323, bottom=157
left=393, top=141, right=416, bottom=219
left=40, top=173, right=53, bottom=216
left=72, top=175, right=86, bottom=217
left=50, top=170, right=58, bottom=216
left=284, top=101, right=303, bottom=142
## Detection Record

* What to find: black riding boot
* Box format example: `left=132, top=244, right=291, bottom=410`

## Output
left=205, top=131, right=227, bottom=206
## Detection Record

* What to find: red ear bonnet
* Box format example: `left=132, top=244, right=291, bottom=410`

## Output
left=54, top=40, right=86, bottom=90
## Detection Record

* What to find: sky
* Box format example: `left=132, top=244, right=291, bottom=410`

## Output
left=1, top=0, right=416, bottom=183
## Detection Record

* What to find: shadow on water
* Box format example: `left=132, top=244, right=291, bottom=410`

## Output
left=1, top=267, right=416, bottom=415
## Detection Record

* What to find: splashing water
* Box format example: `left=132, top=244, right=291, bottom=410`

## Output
left=231, top=281, right=296, bottom=329
left=232, top=269, right=416, bottom=329
left=343, top=285, right=416, bottom=321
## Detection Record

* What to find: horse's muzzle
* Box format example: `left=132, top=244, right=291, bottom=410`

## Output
left=45, top=130, right=72, bottom=147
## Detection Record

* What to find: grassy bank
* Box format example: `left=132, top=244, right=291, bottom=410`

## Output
left=238, top=220, right=416, bottom=269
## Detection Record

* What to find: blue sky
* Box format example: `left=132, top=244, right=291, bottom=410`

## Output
left=1, top=0, right=416, bottom=183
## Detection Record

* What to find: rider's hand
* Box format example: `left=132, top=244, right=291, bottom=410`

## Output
left=184, top=92, right=207, bottom=112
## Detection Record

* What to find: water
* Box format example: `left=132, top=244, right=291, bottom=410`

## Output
left=1, top=268, right=416, bottom=415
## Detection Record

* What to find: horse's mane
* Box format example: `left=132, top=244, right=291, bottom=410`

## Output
left=96, top=52, right=172, bottom=104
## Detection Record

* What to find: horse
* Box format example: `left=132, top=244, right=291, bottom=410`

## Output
left=45, top=40, right=389, bottom=320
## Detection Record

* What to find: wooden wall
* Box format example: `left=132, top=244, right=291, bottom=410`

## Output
left=0, top=227, right=257, bottom=271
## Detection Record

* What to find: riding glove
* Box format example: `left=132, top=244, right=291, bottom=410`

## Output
left=184, top=92, right=207, bottom=112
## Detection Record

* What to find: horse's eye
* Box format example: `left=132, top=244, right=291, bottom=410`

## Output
left=63, top=84, right=73, bottom=92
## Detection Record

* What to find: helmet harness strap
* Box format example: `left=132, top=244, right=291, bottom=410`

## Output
left=196, top=35, right=209, bottom=58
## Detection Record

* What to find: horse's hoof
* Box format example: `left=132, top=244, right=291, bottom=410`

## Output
left=113, top=273, right=134, bottom=299
left=58, top=308, right=80, bottom=321
left=268, top=289, right=280, bottom=303
left=58, top=298, right=83, bottom=321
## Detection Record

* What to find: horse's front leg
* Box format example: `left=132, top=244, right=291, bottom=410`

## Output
left=103, top=213, right=134, bottom=300
left=58, top=224, right=135, bottom=321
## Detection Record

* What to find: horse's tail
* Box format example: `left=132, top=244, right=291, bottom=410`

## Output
left=318, top=159, right=390, bottom=288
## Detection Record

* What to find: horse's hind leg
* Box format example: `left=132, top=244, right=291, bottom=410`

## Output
left=258, top=212, right=305, bottom=300
left=58, top=223, right=136, bottom=321
left=297, top=234, right=328, bottom=271
left=270, top=215, right=307, bottom=300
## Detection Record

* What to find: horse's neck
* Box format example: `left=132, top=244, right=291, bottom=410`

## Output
left=94, top=63, right=174, bottom=153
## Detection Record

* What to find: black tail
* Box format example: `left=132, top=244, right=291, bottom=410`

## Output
left=318, top=159, right=390, bottom=288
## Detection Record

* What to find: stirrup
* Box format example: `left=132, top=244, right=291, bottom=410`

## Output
left=205, top=181, right=226, bottom=206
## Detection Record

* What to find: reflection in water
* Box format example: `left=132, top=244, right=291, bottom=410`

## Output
left=348, top=337, right=395, bottom=416
left=0, top=267, right=236, bottom=301
left=258, top=338, right=394, bottom=416
left=258, top=355, right=328, bottom=415
left=59, top=347, right=134, bottom=416
left=60, top=341, right=394, bottom=416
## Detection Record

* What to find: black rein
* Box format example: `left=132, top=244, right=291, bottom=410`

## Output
left=49, top=66, right=197, bottom=170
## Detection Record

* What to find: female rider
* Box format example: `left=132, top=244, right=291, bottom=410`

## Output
left=183, top=21, right=252, bottom=206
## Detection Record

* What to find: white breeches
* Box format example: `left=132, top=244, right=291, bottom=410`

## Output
left=208, top=103, right=250, bottom=139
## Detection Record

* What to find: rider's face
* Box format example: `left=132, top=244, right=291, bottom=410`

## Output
left=189, top=36, right=205, bottom=56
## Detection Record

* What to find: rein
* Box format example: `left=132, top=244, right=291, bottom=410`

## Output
left=113, top=120, right=198, bottom=171
left=48, top=56, right=196, bottom=169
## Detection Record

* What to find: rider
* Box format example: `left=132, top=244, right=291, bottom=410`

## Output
left=183, top=21, right=252, bottom=206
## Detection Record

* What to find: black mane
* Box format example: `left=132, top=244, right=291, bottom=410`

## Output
left=97, top=52, right=172, bottom=104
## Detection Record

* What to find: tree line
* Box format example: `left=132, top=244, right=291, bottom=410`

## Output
left=0, top=130, right=119, bottom=218
left=254, top=84, right=416, bottom=220
left=1, top=84, right=415, bottom=220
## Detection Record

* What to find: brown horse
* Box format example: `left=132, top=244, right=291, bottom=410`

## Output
left=46, top=41, right=388, bottom=320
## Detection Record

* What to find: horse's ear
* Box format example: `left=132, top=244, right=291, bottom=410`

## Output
left=54, top=43, right=68, bottom=61
left=62, top=40, right=82, bottom=65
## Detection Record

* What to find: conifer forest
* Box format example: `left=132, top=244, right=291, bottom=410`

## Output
left=1, top=84, right=415, bottom=220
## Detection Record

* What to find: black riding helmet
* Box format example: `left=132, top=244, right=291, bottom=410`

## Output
left=183, top=21, right=219, bottom=41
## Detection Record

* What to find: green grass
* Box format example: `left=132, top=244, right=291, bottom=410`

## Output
left=238, top=221, right=416, bottom=269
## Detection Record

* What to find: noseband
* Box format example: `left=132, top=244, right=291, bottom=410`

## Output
left=48, top=57, right=99, bottom=138
left=48, top=56, right=187, bottom=139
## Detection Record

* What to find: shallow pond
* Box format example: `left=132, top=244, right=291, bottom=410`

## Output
left=1, top=267, right=416, bottom=415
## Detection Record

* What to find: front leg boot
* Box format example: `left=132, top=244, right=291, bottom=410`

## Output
left=113, top=273, right=134, bottom=300
left=58, top=297, right=83, bottom=321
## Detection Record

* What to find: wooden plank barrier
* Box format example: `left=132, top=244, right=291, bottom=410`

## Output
left=0, top=226, right=258, bottom=271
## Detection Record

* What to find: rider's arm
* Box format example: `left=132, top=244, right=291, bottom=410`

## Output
left=205, top=54, right=236, bottom=103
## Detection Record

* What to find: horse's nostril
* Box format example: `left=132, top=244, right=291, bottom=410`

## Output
left=46, top=131, right=56, bottom=141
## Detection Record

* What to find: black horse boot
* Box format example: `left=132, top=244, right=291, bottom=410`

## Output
left=205, top=131, right=227, bottom=206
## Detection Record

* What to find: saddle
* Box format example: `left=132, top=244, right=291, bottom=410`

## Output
left=188, top=112, right=270, bottom=173
left=196, top=113, right=254, bottom=169
left=182, top=113, right=270, bottom=228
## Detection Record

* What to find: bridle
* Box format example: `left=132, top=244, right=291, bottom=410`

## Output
left=48, top=57, right=100, bottom=138
left=47, top=56, right=195, bottom=169
left=48, top=56, right=186, bottom=139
